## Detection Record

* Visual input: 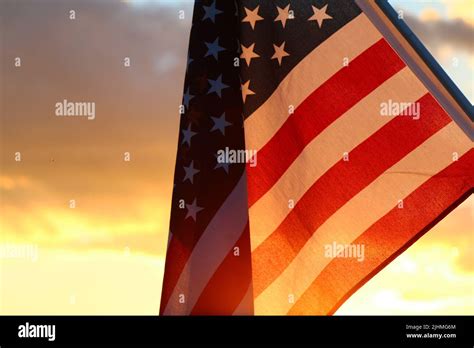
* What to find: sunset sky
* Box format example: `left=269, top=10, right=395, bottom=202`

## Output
left=0, top=0, right=472, bottom=314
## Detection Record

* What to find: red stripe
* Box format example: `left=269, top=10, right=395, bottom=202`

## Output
left=190, top=223, right=253, bottom=315
left=247, top=39, right=406, bottom=207
left=159, top=236, right=191, bottom=314
left=288, top=149, right=474, bottom=315
left=252, top=94, right=451, bottom=297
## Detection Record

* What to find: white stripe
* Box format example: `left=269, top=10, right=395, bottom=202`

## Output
left=249, top=67, right=427, bottom=251
left=163, top=173, right=248, bottom=315
left=254, top=122, right=472, bottom=314
left=244, top=14, right=382, bottom=152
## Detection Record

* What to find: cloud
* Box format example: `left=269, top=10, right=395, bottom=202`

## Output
left=439, top=0, right=474, bottom=26
left=154, top=52, right=180, bottom=74
left=1, top=197, right=169, bottom=255
left=1, top=0, right=191, bottom=153
left=0, top=172, right=169, bottom=256
left=419, top=199, right=474, bottom=273
left=0, top=1, right=191, bottom=258
left=419, top=8, right=441, bottom=22
left=337, top=242, right=474, bottom=314
left=0, top=175, right=33, bottom=190
left=403, top=13, right=474, bottom=53
left=1, top=248, right=164, bottom=314
left=389, top=1, right=473, bottom=101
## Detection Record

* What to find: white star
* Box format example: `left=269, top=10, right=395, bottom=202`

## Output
left=241, top=80, right=255, bottom=103
left=181, top=124, right=197, bottom=146
left=242, top=5, right=263, bottom=30
left=211, top=113, right=232, bottom=135
left=202, top=1, right=222, bottom=23
left=274, top=5, right=292, bottom=28
left=182, top=87, right=194, bottom=109
left=240, top=43, right=260, bottom=66
left=185, top=198, right=203, bottom=221
left=205, top=37, right=225, bottom=60
left=308, top=4, right=332, bottom=28
left=207, top=74, right=229, bottom=98
left=183, top=161, right=199, bottom=184
left=271, top=42, right=290, bottom=66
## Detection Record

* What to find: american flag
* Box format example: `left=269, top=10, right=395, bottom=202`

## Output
left=160, top=0, right=473, bottom=315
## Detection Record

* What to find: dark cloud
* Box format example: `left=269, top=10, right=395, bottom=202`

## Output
left=1, top=0, right=192, bottom=138
left=0, top=1, right=194, bottom=254
left=0, top=0, right=193, bottom=210
left=403, top=14, right=474, bottom=53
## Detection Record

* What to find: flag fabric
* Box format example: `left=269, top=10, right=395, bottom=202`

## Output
left=160, top=0, right=473, bottom=315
